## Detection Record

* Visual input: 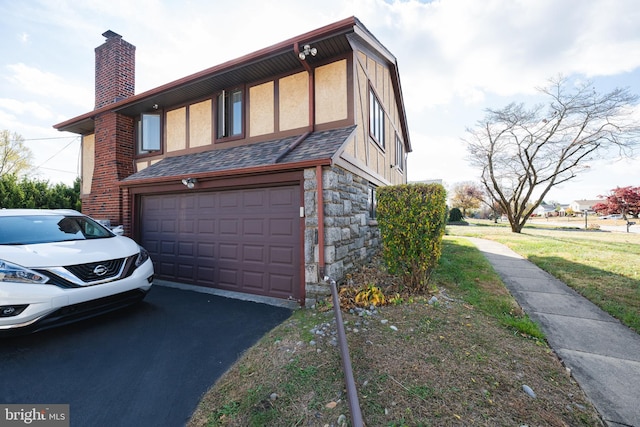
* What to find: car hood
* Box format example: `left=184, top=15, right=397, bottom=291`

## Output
left=0, top=236, right=141, bottom=268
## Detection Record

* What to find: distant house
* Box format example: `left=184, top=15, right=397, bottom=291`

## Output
left=54, top=17, right=412, bottom=306
left=570, top=199, right=604, bottom=214
left=534, top=203, right=556, bottom=216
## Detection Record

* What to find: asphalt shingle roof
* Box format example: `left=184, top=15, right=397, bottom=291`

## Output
left=123, top=125, right=356, bottom=182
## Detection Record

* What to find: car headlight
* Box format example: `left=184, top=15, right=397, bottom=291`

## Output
left=135, top=246, right=150, bottom=268
left=0, top=260, right=49, bottom=284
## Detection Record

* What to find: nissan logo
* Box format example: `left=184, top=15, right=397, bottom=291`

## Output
left=93, top=265, right=109, bottom=276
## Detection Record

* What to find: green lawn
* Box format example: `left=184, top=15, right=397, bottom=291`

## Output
left=447, top=220, right=640, bottom=334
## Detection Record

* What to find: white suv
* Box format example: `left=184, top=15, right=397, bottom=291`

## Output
left=0, top=209, right=154, bottom=335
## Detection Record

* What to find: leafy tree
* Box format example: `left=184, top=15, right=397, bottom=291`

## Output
left=0, top=174, right=80, bottom=210
left=450, top=181, right=484, bottom=217
left=0, top=174, right=24, bottom=207
left=593, top=186, right=640, bottom=218
left=0, top=130, right=33, bottom=177
left=465, top=76, right=640, bottom=233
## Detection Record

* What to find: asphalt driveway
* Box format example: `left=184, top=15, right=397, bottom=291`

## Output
left=0, top=286, right=292, bottom=426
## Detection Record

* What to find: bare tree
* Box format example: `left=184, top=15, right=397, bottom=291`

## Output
left=450, top=181, right=484, bottom=217
left=465, top=76, right=640, bottom=232
left=0, top=130, right=33, bottom=177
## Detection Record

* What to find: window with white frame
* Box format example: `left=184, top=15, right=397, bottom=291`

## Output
left=369, top=88, right=385, bottom=149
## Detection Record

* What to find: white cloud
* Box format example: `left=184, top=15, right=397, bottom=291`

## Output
left=4, top=63, right=92, bottom=109
left=0, top=98, right=54, bottom=121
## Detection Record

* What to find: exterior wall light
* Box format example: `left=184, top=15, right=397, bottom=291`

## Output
left=298, top=44, right=317, bottom=60
left=181, top=178, right=197, bottom=189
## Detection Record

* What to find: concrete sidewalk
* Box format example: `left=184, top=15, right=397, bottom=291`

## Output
left=466, top=237, right=640, bottom=427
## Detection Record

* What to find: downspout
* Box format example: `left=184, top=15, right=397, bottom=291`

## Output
left=316, top=164, right=325, bottom=278
left=294, top=42, right=325, bottom=278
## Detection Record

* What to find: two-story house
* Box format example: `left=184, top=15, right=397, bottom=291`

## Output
left=54, top=17, right=412, bottom=306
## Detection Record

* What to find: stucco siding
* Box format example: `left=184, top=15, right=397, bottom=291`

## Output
left=315, top=60, right=347, bottom=124
left=249, top=81, right=274, bottom=137
left=166, top=107, right=186, bottom=152
left=81, top=133, right=95, bottom=195
left=279, top=72, right=309, bottom=131
left=189, top=100, right=212, bottom=148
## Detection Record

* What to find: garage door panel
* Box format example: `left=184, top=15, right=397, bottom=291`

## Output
left=219, top=243, right=238, bottom=259
left=141, top=185, right=300, bottom=300
left=158, top=262, right=177, bottom=276
left=177, top=263, right=194, bottom=279
left=144, top=219, right=161, bottom=232
left=270, top=187, right=295, bottom=207
left=270, top=246, right=294, bottom=264
left=178, top=242, right=194, bottom=256
left=161, top=196, right=177, bottom=210
left=180, top=220, right=195, bottom=233
left=198, top=243, right=215, bottom=258
left=160, top=240, right=176, bottom=255
left=161, top=219, right=176, bottom=232
left=270, top=218, right=294, bottom=237
left=269, top=274, right=294, bottom=295
left=219, top=268, right=239, bottom=287
left=220, top=218, right=238, bottom=235
left=243, top=245, right=264, bottom=262
left=243, top=190, right=264, bottom=207
left=219, top=192, right=240, bottom=208
left=243, top=218, right=264, bottom=236
left=196, top=266, right=215, bottom=285
left=197, top=219, right=215, bottom=234
left=242, top=270, right=265, bottom=290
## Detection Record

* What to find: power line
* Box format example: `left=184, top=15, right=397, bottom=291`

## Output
left=23, top=136, right=79, bottom=141
left=6, top=136, right=79, bottom=143
left=35, top=136, right=80, bottom=169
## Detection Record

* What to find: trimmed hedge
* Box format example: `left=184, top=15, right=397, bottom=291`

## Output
left=377, top=183, right=447, bottom=293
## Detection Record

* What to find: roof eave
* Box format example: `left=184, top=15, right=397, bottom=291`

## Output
left=54, top=17, right=359, bottom=135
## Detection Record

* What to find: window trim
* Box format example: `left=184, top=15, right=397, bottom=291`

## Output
left=369, top=86, right=385, bottom=149
left=215, top=87, right=245, bottom=142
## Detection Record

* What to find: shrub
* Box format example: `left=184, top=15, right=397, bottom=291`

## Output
left=377, top=183, right=447, bottom=293
left=448, top=207, right=463, bottom=222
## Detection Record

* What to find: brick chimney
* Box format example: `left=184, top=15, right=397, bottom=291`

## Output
left=83, top=31, right=136, bottom=230
left=95, top=30, right=135, bottom=109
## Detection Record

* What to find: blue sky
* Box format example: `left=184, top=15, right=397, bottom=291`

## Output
left=1, top=0, right=639, bottom=203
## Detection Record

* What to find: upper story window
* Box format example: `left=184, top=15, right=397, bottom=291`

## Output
left=137, top=113, right=161, bottom=154
left=216, top=88, right=243, bottom=140
left=395, top=133, right=405, bottom=172
left=369, top=88, right=385, bottom=149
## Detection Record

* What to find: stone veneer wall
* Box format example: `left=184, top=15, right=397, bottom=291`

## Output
left=304, top=165, right=380, bottom=305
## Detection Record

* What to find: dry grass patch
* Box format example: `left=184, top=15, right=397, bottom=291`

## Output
left=189, top=299, right=601, bottom=426
left=189, top=242, right=602, bottom=426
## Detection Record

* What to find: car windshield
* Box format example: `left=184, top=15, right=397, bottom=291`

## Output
left=0, top=215, right=114, bottom=245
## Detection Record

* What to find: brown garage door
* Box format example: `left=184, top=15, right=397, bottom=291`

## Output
left=140, top=186, right=301, bottom=301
